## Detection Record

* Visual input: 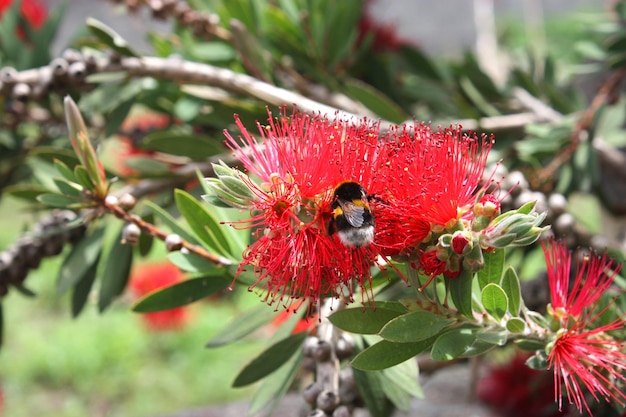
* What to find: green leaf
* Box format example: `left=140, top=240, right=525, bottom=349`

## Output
left=400, top=45, right=443, bottom=81
left=53, top=178, right=83, bottom=197
left=481, top=283, right=508, bottom=321
left=501, top=266, right=522, bottom=315
left=380, top=359, right=423, bottom=411
left=86, top=17, right=138, bottom=56
left=514, top=338, right=546, bottom=351
left=57, top=225, right=105, bottom=295
left=4, top=184, right=50, bottom=202
left=142, top=131, right=223, bottom=159
left=352, top=339, right=432, bottom=371
left=248, top=346, right=304, bottom=415
left=352, top=368, right=394, bottom=417
left=74, top=166, right=95, bottom=192
left=343, top=78, right=409, bottom=123
left=447, top=269, right=474, bottom=317
left=506, top=317, right=526, bottom=334
left=431, top=327, right=479, bottom=361
left=526, top=354, right=548, bottom=370
left=98, top=227, right=134, bottom=312
left=53, top=158, right=76, bottom=182
left=476, top=329, right=507, bottom=346
left=37, top=193, right=86, bottom=209
left=167, top=251, right=219, bottom=273
left=143, top=200, right=200, bottom=245
left=329, top=307, right=404, bottom=335
left=206, top=305, right=277, bottom=347
left=477, top=249, right=504, bottom=289
left=232, top=332, right=308, bottom=387
left=0, top=303, right=3, bottom=348
left=379, top=311, right=455, bottom=343
left=71, top=254, right=100, bottom=318
left=174, top=189, right=232, bottom=257
left=133, top=274, right=230, bottom=312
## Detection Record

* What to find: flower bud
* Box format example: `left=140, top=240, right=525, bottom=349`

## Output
left=451, top=231, right=473, bottom=255
left=317, top=390, right=340, bottom=412
left=121, top=223, right=141, bottom=245
left=480, top=204, right=549, bottom=249
left=165, top=234, right=183, bottom=252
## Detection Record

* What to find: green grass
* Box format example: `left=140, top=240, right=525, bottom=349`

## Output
left=0, top=197, right=267, bottom=417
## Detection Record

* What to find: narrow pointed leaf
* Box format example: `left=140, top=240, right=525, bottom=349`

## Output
left=352, top=368, right=394, bottom=417
left=232, top=332, right=307, bottom=387
left=133, top=274, right=230, bottom=313
left=174, top=189, right=232, bottom=257
left=86, top=17, right=138, bottom=56
left=501, top=266, right=522, bottom=315
left=206, top=305, right=276, bottom=347
left=71, top=254, right=100, bottom=317
left=447, top=269, right=474, bottom=317
left=98, top=228, right=134, bottom=312
left=57, top=225, right=105, bottom=294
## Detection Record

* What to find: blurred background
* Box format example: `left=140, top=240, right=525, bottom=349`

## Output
left=0, top=0, right=616, bottom=416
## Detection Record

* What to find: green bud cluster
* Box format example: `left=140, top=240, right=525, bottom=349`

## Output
left=202, top=162, right=256, bottom=209
left=479, top=201, right=549, bottom=249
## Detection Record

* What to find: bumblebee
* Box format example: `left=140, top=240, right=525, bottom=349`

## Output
left=328, top=181, right=375, bottom=247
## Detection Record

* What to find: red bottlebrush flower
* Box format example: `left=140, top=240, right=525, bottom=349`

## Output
left=548, top=311, right=626, bottom=415
left=271, top=310, right=318, bottom=334
left=223, top=108, right=384, bottom=311
left=372, top=123, right=494, bottom=255
left=541, top=239, right=622, bottom=324
left=129, top=262, right=189, bottom=332
left=478, top=353, right=568, bottom=417
left=0, top=0, right=47, bottom=40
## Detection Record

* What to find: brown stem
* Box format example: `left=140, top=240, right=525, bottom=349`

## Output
left=102, top=197, right=233, bottom=267
left=539, top=68, right=626, bottom=181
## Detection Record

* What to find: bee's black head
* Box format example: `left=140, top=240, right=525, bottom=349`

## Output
left=334, top=181, right=366, bottom=200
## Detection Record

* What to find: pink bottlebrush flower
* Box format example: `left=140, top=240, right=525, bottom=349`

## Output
left=542, top=239, right=622, bottom=323
left=129, top=262, right=190, bottom=332
left=548, top=310, right=626, bottom=415
left=223, top=108, right=384, bottom=311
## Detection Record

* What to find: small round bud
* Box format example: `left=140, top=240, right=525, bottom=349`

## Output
left=303, top=382, right=324, bottom=404
left=12, top=83, right=31, bottom=101
left=62, top=48, right=82, bottom=63
left=316, top=390, right=340, bottom=412
left=553, top=213, right=575, bottom=235
left=302, top=336, right=321, bottom=357
left=118, top=193, right=137, bottom=210
left=121, top=223, right=141, bottom=245
left=548, top=193, right=567, bottom=217
left=332, top=405, right=351, bottom=417
left=312, top=340, right=333, bottom=362
left=0, top=67, right=17, bottom=84
left=335, top=334, right=354, bottom=360
left=68, top=61, right=87, bottom=82
left=105, top=195, right=119, bottom=206
left=50, top=58, right=69, bottom=77
left=165, top=234, right=183, bottom=252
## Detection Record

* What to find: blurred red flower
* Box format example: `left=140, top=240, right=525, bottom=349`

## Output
left=478, top=353, right=568, bottom=417
left=0, top=0, right=47, bottom=40
left=128, top=262, right=189, bottom=332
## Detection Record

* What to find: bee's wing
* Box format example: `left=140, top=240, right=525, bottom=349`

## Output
left=338, top=199, right=366, bottom=228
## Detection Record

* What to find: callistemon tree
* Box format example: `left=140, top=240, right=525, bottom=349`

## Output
left=1, top=0, right=626, bottom=416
